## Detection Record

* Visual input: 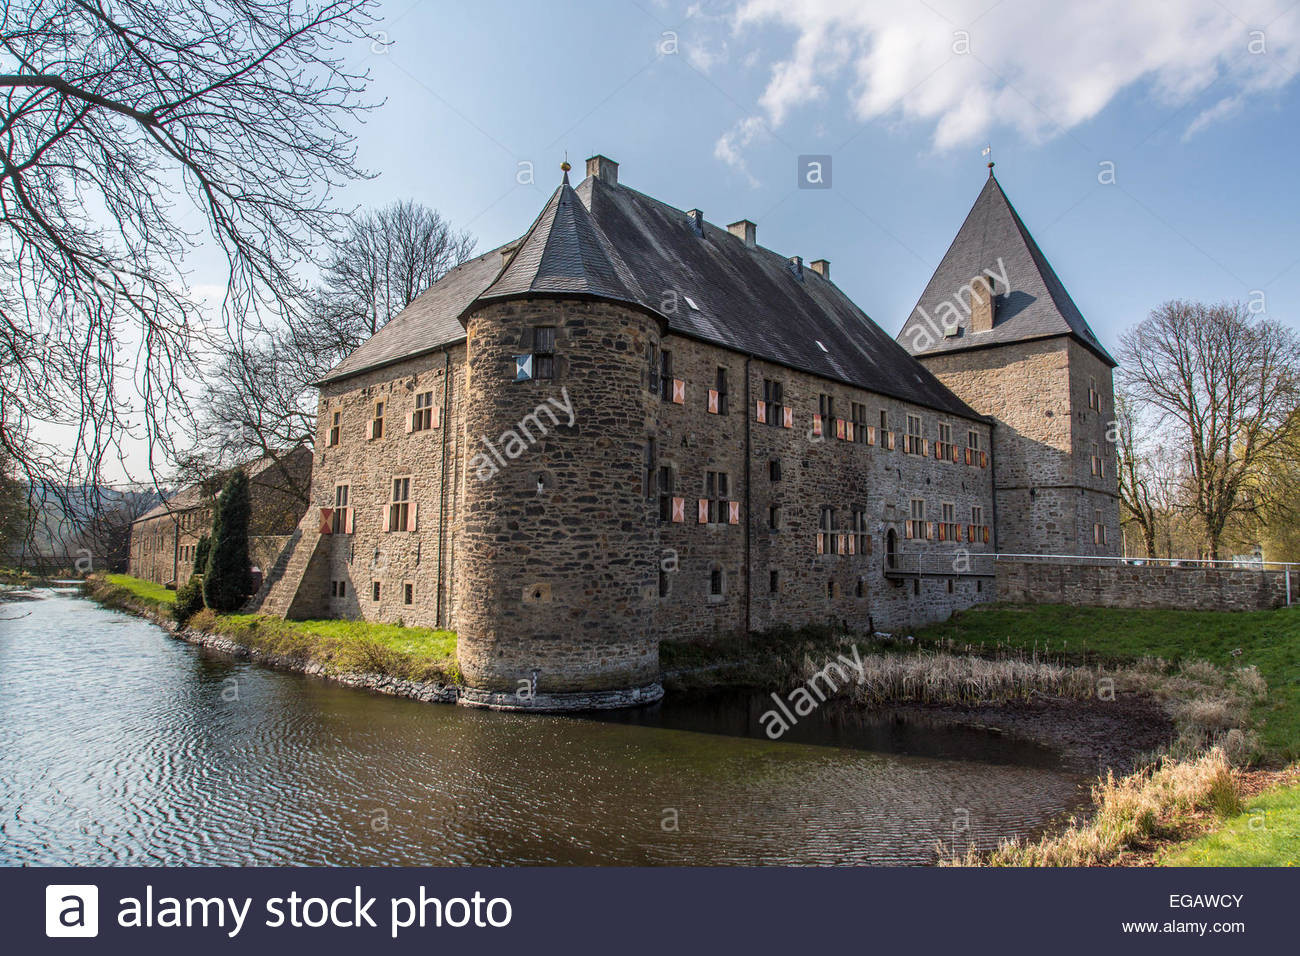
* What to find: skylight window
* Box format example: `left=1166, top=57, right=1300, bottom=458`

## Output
left=683, top=295, right=701, bottom=311
left=816, top=340, right=829, bottom=352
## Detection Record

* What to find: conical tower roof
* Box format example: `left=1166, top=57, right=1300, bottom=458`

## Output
left=898, top=172, right=1115, bottom=366
left=481, top=178, right=644, bottom=304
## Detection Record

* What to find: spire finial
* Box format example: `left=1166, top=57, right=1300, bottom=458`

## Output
left=982, top=143, right=994, bottom=176
left=561, top=153, right=571, bottom=185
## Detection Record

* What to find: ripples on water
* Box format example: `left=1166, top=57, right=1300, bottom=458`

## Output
left=0, top=590, right=1088, bottom=866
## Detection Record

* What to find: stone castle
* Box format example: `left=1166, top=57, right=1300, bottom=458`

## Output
left=251, top=155, right=1120, bottom=709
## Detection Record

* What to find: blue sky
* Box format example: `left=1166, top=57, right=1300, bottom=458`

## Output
left=94, top=0, right=1300, bottom=481
left=332, top=0, right=1300, bottom=353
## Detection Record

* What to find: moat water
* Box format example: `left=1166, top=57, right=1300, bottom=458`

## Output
left=0, top=590, right=1089, bottom=865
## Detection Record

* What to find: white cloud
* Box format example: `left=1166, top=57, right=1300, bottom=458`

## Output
left=713, top=0, right=1300, bottom=164
left=1183, top=94, right=1246, bottom=140
left=714, top=115, right=768, bottom=185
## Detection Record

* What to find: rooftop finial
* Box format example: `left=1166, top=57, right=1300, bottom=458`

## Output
left=982, top=143, right=994, bottom=176
left=560, top=155, right=571, bottom=185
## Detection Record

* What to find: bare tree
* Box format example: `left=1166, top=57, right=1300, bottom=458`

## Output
left=317, top=199, right=476, bottom=345
left=1113, top=388, right=1162, bottom=557
left=192, top=200, right=475, bottom=472
left=1118, top=301, right=1300, bottom=559
left=0, top=0, right=375, bottom=495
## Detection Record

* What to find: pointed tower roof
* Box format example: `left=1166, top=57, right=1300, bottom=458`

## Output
left=480, top=176, right=645, bottom=305
left=898, top=173, right=1115, bottom=366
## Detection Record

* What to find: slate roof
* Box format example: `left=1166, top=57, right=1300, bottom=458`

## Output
left=897, top=172, right=1116, bottom=367
left=133, top=450, right=310, bottom=524
left=319, top=170, right=982, bottom=419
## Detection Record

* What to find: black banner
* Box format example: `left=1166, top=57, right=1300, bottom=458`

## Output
left=3, top=866, right=1291, bottom=954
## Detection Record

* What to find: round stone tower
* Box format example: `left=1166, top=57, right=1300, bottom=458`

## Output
left=454, top=295, right=663, bottom=710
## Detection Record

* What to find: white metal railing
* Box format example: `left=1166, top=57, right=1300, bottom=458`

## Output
left=993, top=552, right=1300, bottom=571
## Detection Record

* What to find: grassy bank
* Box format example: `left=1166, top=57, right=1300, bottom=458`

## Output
left=943, top=748, right=1243, bottom=866
left=86, top=574, right=459, bottom=685
left=101, top=572, right=176, bottom=608
left=1159, top=778, right=1300, bottom=866
left=915, top=603, right=1300, bottom=762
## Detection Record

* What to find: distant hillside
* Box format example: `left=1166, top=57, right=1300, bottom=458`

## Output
left=4, top=484, right=165, bottom=564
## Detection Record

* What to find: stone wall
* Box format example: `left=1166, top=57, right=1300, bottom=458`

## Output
left=310, top=346, right=468, bottom=629
left=996, top=559, right=1292, bottom=611
left=248, top=535, right=293, bottom=576
left=653, top=336, right=997, bottom=641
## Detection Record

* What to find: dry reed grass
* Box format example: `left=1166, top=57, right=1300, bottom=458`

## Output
left=940, top=747, right=1241, bottom=866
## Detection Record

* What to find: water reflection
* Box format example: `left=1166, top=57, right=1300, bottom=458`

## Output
left=0, top=591, right=1088, bottom=866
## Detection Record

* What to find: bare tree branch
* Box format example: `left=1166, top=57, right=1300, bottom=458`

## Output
left=0, top=0, right=376, bottom=497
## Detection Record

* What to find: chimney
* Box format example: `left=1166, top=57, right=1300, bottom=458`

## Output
left=969, top=275, right=995, bottom=332
left=585, top=154, right=618, bottom=187
left=788, top=256, right=803, bottom=280
left=686, top=209, right=704, bottom=237
left=809, top=259, right=830, bottom=279
left=727, top=219, right=756, bottom=248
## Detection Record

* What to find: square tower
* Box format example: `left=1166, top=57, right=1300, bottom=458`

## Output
left=897, top=171, right=1120, bottom=556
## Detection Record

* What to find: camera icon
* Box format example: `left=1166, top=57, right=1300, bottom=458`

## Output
left=45, top=885, right=99, bottom=938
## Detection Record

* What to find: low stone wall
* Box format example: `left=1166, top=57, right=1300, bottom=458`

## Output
left=996, top=559, right=1292, bottom=612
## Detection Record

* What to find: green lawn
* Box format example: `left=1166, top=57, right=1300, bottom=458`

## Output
left=1160, top=781, right=1300, bottom=866
left=89, top=574, right=459, bottom=684
left=103, top=573, right=176, bottom=606
left=915, top=603, right=1300, bottom=762
left=217, top=613, right=457, bottom=662
left=192, top=609, right=459, bottom=684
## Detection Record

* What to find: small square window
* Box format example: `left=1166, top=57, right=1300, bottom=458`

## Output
left=404, top=582, right=414, bottom=605
left=710, top=569, right=723, bottom=596
left=769, top=459, right=781, bottom=482
left=769, top=570, right=779, bottom=593
left=372, top=581, right=381, bottom=602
